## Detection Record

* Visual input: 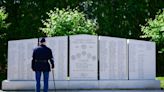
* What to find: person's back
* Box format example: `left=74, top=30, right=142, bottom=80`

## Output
left=32, top=38, right=54, bottom=92
left=33, top=44, right=53, bottom=72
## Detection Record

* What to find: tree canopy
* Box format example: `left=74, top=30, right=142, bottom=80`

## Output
left=41, top=8, right=97, bottom=36
left=141, top=10, right=164, bottom=53
left=0, top=7, right=8, bottom=40
left=0, top=7, right=8, bottom=88
left=0, top=0, right=163, bottom=40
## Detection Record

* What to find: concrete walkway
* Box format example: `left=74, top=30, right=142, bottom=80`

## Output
left=1, top=89, right=164, bottom=92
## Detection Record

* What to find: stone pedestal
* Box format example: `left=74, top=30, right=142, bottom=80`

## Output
left=2, top=80, right=161, bottom=90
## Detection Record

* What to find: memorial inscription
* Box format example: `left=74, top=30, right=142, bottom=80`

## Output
left=8, top=39, right=37, bottom=80
left=128, top=39, right=156, bottom=79
left=46, top=36, right=68, bottom=80
left=70, top=35, right=98, bottom=80
left=99, top=36, right=128, bottom=79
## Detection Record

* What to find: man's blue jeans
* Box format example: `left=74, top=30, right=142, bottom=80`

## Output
left=35, top=71, right=49, bottom=92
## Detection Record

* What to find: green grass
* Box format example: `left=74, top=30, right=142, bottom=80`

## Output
left=156, top=77, right=164, bottom=89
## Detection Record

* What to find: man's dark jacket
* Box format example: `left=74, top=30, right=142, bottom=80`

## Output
left=32, top=44, right=54, bottom=72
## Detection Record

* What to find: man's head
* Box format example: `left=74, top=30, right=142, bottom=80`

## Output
left=39, top=38, right=46, bottom=45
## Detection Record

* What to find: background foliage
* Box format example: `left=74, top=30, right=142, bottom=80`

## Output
left=0, top=0, right=164, bottom=88
left=141, top=10, right=164, bottom=53
left=0, top=7, right=8, bottom=88
left=41, top=8, right=97, bottom=36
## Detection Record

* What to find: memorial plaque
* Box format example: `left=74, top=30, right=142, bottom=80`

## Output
left=128, top=39, right=156, bottom=79
left=99, top=36, right=128, bottom=80
left=8, top=39, right=37, bottom=80
left=70, top=35, right=98, bottom=80
left=46, top=36, right=68, bottom=80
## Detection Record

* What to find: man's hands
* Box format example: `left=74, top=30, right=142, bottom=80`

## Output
left=51, top=63, right=54, bottom=69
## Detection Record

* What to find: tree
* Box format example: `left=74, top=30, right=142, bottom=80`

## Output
left=0, top=7, right=8, bottom=88
left=0, top=7, right=8, bottom=39
left=77, top=0, right=164, bottom=39
left=40, top=8, right=98, bottom=36
left=141, top=9, right=164, bottom=53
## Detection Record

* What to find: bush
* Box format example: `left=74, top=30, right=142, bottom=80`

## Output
left=0, top=7, right=8, bottom=39
left=0, top=7, right=8, bottom=28
left=141, top=9, right=164, bottom=53
left=40, top=7, right=98, bottom=36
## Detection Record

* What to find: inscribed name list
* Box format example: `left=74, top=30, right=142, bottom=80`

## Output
left=99, top=36, right=128, bottom=80
left=128, top=39, right=155, bottom=79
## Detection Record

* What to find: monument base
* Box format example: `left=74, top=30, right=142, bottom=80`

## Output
left=2, top=80, right=161, bottom=90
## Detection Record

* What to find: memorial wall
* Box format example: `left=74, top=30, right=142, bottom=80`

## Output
left=3, top=34, right=158, bottom=90
left=6, top=35, right=156, bottom=80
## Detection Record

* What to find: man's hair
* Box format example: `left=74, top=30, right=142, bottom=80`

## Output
left=40, top=38, right=46, bottom=43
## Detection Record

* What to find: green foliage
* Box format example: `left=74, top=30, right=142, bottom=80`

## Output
left=0, top=7, right=8, bottom=89
left=0, top=7, right=8, bottom=39
left=1, top=0, right=163, bottom=39
left=0, top=7, right=8, bottom=28
left=79, top=0, right=164, bottom=38
left=156, top=77, right=164, bottom=89
left=41, top=8, right=97, bottom=36
left=141, top=10, right=164, bottom=53
left=0, top=7, right=8, bottom=66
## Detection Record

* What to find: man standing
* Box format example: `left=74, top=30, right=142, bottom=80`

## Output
left=32, top=38, right=54, bottom=92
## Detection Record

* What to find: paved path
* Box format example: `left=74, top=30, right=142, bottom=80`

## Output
left=1, top=89, right=164, bottom=92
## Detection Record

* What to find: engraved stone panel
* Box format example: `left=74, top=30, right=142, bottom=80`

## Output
left=8, top=39, right=37, bottom=80
left=128, top=39, right=156, bottom=79
left=70, top=35, right=98, bottom=80
left=46, top=36, right=68, bottom=80
left=99, top=36, right=128, bottom=80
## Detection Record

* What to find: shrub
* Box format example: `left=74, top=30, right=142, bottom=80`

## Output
left=141, top=9, right=164, bottom=53
left=40, top=7, right=98, bottom=36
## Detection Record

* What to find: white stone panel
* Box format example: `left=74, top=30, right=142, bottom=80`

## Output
left=46, top=36, right=68, bottom=80
left=128, top=39, right=156, bottom=79
left=70, top=35, right=98, bottom=80
left=99, top=36, right=128, bottom=79
left=8, top=39, right=37, bottom=80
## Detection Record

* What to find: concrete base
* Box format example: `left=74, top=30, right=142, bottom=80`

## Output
left=2, top=80, right=161, bottom=91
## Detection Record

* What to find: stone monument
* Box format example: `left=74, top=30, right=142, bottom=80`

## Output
left=2, top=34, right=161, bottom=91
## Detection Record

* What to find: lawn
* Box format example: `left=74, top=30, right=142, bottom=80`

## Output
left=156, top=77, right=164, bottom=89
